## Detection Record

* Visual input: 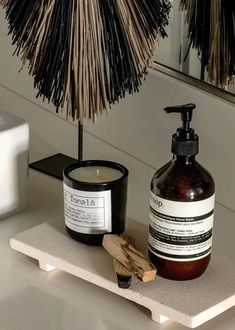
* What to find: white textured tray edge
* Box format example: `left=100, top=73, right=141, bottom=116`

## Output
left=193, top=296, right=235, bottom=328
left=10, top=237, right=195, bottom=327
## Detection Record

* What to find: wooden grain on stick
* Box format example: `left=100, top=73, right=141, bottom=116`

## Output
left=103, top=235, right=156, bottom=283
left=114, top=235, right=135, bottom=289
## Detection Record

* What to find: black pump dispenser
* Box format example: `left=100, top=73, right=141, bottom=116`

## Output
left=164, top=103, right=198, bottom=156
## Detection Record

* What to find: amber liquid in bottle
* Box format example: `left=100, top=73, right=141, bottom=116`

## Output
left=149, top=155, right=215, bottom=281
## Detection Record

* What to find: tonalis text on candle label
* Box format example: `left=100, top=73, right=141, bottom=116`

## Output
left=64, top=185, right=112, bottom=235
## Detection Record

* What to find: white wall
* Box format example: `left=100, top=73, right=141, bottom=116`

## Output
left=0, top=6, right=235, bottom=226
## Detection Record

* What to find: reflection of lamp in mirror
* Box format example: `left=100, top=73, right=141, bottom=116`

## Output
left=180, top=0, right=235, bottom=88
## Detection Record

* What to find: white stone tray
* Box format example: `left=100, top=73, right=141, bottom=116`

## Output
left=10, top=216, right=235, bottom=328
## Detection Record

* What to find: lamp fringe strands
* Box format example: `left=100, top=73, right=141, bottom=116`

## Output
left=180, top=0, right=235, bottom=88
left=2, top=0, right=171, bottom=121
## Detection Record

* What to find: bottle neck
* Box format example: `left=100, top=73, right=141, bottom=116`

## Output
left=173, top=154, right=196, bottom=164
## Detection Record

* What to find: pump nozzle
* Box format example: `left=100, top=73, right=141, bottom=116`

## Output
left=164, top=103, right=196, bottom=132
left=163, top=103, right=198, bottom=156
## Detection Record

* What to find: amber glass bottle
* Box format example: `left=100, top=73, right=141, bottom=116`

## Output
left=149, top=104, right=215, bottom=280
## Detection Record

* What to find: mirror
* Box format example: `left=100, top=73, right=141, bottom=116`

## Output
left=154, top=0, right=235, bottom=98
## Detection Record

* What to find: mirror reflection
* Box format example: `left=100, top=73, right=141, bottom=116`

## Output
left=155, top=0, right=235, bottom=95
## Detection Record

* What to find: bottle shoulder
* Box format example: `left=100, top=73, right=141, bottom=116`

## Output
left=151, top=159, right=215, bottom=201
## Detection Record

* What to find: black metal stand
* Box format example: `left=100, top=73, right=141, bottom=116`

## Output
left=29, top=122, right=83, bottom=180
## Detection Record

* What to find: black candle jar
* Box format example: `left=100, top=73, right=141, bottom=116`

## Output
left=63, top=160, right=128, bottom=245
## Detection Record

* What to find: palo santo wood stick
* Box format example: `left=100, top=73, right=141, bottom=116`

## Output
left=103, top=235, right=156, bottom=283
left=114, top=235, right=135, bottom=289
left=114, top=259, right=132, bottom=289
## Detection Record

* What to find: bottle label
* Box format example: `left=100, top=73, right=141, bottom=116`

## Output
left=149, top=192, right=215, bottom=262
left=63, top=183, right=112, bottom=235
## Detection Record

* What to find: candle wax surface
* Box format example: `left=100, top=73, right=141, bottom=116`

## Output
left=69, top=166, right=123, bottom=183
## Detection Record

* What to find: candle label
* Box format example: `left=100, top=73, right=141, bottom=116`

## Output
left=63, top=184, right=112, bottom=234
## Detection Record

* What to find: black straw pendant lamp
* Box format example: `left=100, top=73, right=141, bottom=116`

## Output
left=2, top=0, right=171, bottom=178
left=180, top=0, right=235, bottom=87
left=2, top=0, right=171, bottom=121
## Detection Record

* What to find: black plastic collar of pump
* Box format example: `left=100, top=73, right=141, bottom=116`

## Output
left=171, top=133, right=199, bottom=156
left=164, top=104, right=199, bottom=156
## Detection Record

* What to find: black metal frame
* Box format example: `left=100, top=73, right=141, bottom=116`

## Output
left=30, top=122, right=83, bottom=180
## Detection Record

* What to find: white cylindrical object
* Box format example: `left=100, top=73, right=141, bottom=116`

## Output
left=0, top=111, right=29, bottom=218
